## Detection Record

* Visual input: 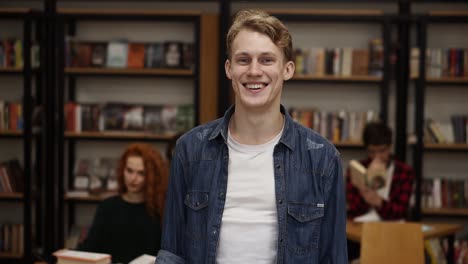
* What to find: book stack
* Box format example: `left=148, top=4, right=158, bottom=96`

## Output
left=65, top=38, right=194, bottom=70
left=292, top=38, right=384, bottom=77
left=0, top=159, right=24, bottom=193
left=411, top=47, right=468, bottom=78
left=64, top=102, right=194, bottom=135
left=0, top=39, right=40, bottom=68
left=54, top=249, right=111, bottom=264
left=0, top=101, right=23, bottom=132
left=0, top=223, right=24, bottom=255
left=289, top=108, right=377, bottom=143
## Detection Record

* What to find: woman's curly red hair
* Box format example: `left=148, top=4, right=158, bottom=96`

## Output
left=117, top=143, right=169, bottom=219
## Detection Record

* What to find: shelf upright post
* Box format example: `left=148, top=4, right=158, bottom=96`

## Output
left=395, top=0, right=411, bottom=162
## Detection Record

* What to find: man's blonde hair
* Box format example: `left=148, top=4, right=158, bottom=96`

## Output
left=226, top=9, right=293, bottom=62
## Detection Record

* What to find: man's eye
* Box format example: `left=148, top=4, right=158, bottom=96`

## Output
left=237, top=58, right=249, bottom=64
left=260, top=58, right=274, bottom=64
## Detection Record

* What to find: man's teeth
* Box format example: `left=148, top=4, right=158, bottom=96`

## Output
left=245, top=84, right=264, bottom=90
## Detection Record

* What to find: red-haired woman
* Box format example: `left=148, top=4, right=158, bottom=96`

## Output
left=78, top=143, right=168, bottom=263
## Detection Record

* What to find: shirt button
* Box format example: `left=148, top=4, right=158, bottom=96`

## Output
left=275, top=164, right=281, bottom=169
left=280, top=238, right=284, bottom=243
left=278, top=199, right=283, bottom=205
left=219, top=192, right=225, bottom=198
left=212, top=230, right=217, bottom=235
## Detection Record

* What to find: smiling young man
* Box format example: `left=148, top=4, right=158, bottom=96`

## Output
left=156, top=10, right=347, bottom=264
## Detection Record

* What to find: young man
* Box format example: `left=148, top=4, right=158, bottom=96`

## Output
left=346, top=122, right=415, bottom=260
left=156, top=10, right=347, bottom=264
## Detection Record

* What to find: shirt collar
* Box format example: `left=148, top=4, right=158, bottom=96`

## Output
left=209, top=104, right=295, bottom=151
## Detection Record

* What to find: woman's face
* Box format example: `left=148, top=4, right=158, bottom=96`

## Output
left=123, top=156, right=146, bottom=194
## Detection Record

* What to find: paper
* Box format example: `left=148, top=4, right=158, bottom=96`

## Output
left=129, top=254, right=156, bottom=264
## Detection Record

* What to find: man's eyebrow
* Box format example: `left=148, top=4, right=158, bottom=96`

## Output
left=233, top=51, right=277, bottom=57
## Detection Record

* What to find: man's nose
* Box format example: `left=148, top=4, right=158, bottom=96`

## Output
left=247, top=61, right=262, bottom=76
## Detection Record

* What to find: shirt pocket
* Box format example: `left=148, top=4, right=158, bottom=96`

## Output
left=184, top=191, right=209, bottom=246
left=287, top=202, right=324, bottom=255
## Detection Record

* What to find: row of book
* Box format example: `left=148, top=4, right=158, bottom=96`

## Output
left=64, top=102, right=194, bottom=135
left=425, top=238, right=447, bottom=264
left=425, top=116, right=468, bottom=144
left=0, top=39, right=40, bottom=68
left=0, top=159, right=24, bottom=193
left=0, top=101, right=23, bottom=132
left=73, top=158, right=118, bottom=194
left=411, top=48, right=468, bottom=78
left=66, top=38, right=194, bottom=70
left=289, top=108, right=378, bottom=143
left=422, top=178, right=468, bottom=209
left=0, top=223, right=24, bottom=255
left=293, top=39, right=384, bottom=77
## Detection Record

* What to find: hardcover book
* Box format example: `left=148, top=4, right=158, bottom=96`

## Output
left=349, top=159, right=386, bottom=190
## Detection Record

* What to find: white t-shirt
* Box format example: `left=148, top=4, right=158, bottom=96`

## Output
left=216, top=127, right=283, bottom=263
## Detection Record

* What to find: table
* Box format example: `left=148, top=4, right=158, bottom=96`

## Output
left=346, top=221, right=463, bottom=264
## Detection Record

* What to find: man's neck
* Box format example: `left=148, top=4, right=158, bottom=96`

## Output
left=229, top=104, right=284, bottom=145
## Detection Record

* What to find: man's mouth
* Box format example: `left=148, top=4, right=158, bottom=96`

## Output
left=244, top=83, right=267, bottom=90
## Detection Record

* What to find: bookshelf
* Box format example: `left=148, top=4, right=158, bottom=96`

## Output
left=412, top=11, right=468, bottom=225
left=54, top=7, right=218, bottom=251
left=0, top=7, right=41, bottom=264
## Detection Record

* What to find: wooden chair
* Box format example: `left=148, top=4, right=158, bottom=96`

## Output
left=360, top=222, right=425, bottom=264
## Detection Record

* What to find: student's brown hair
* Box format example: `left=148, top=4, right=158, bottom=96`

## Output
left=226, top=9, right=293, bottom=62
left=117, top=143, right=169, bottom=219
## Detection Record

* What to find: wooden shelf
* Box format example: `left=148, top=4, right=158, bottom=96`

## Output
left=65, top=67, right=194, bottom=77
left=426, top=77, right=468, bottom=84
left=0, top=131, right=22, bottom=137
left=0, top=8, right=31, bottom=15
left=423, top=208, right=468, bottom=217
left=58, top=8, right=201, bottom=16
left=334, top=141, right=364, bottom=148
left=292, top=74, right=381, bottom=82
left=0, top=252, right=22, bottom=259
left=429, top=11, right=468, bottom=17
left=0, top=67, right=22, bottom=73
left=65, top=192, right=118, bottom=202
left=424, top=143, right=468, bottom=151
left=263, top=8, right=383, bottom=16
left=0, top=192, right=23, bottom=200
left=65, top=131, right=178, bottom=141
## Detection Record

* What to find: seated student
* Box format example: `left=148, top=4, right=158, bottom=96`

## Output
left=346, top=122, right=415, bottom=261
left=78, top=143, right=168, bottom=264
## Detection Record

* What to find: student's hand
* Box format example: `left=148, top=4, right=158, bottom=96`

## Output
left=368, top=158, right=386, bottom=177
left=359, top=187, right=383, bottom=209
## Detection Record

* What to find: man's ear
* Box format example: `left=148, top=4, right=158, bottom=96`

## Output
left=225, top=59, right=232, bottom=80
left=283, top=60, right=295, bottom=81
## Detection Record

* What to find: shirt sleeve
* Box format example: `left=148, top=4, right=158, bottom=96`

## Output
left=376, top=163, right=415, bottom=219
left=345, top=167, right=370, bottom=218
left=156, top=147, right=187, bottom=263
left=319, top=153, right=348, bottom=264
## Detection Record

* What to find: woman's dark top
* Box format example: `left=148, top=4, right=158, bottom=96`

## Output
left=77, top=195, right=161, bottom=263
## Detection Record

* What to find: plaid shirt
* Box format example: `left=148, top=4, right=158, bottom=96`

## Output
left=346, top=158, right=415, bottom=220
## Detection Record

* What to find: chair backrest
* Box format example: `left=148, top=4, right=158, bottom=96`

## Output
left=360, top=222, right=425, bottom=264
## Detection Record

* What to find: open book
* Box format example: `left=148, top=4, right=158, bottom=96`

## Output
left=349, top=159, right=387, bottom=190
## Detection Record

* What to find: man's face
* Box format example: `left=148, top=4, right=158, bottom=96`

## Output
left=225, top=29, right=294, bottom=112
left=367, top=144, right=392, bottom=164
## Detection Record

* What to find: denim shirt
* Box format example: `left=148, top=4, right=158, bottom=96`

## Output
left=156, top=105, right=347, bottom=264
